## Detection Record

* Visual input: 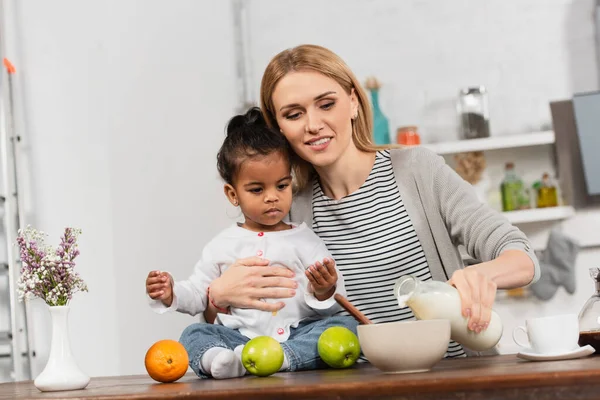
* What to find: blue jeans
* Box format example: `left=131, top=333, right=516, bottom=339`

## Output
left=179, top=315, right=359, bottom=378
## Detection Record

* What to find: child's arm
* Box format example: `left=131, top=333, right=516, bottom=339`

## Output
left=305, top=258, right=338, bottom=301
left=302, top=233, right=346, bottom=315
left=147, top=247, right=220, bottom=316
left=146, top=270, right=174, bottom=306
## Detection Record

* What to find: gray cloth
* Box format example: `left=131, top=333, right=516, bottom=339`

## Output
left=290, top=147, right=541, bottom=285
left=530, top=229, right=580, bottom=300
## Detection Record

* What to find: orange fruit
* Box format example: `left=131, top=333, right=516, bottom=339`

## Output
left=145, top=339, right=189, bottom=383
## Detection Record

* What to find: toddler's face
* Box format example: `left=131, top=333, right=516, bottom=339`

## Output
left=229, top=151, right=292, bottom=232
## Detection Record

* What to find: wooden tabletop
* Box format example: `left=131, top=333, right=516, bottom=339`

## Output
left=2, top=354, right=600, bottom=400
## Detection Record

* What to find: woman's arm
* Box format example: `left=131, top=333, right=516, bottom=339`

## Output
left=426, top=149, right=539, bottom=283
left=421, top=148, right=539, bottom=332
left=419, top=149, right=538, bottom=280
left=469, top=249, right=535, bottom=289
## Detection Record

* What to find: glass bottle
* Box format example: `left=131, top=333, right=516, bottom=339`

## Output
left=370, top=89, right=390, bottom=145
left=535, top=173, right=559, bottom=208
left=578, top=268, right=600, bottom=353
left=458, top=87, right=490, bottom=139
left=365, top=77, right=390, bottom=145
left=501, top=162, right=526, bottom=211
left=394, top=275, right=503, bottom=351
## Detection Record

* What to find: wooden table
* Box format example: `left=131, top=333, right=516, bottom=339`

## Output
left=2, top=354, right=600, bottom=400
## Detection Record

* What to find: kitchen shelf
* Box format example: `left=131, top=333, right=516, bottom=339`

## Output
left=502, top=206, right=575, bottom=224
left=422, top=131, right=555, bottom=155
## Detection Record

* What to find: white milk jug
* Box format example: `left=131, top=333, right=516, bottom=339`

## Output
left=393, top=275, right=503, bottom=351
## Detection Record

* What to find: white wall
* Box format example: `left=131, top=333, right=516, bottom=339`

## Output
left=8, top=0, right=238, bottom=378
left=247, top=0, right=599, bottom=142
left=10, top=0, right=121, bottom=379
left=105, top=1, right=238, bottom=375
left=1, top=0, right=599, bottom=380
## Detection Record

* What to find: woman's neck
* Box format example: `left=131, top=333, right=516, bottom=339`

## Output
left=314, top=147, right=377, bottom=200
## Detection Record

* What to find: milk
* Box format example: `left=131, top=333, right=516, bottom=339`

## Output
left=395, top=275, right=503, bottom=352
left=406, top=292, right=502, bottom=351
left=396, top=294, right=410, bottom=308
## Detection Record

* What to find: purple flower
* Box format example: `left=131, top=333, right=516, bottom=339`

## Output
left=16, top=226, right=88, bottom=307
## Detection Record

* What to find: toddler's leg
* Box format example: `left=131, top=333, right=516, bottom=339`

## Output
left=281, top=316, right=359, bottom=372
left=208, top=347, right=247, bottom=379
left=179, top=323, right=248, bottom=379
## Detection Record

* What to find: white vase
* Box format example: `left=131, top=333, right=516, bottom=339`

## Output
left=34, top=306, right=90, bottom=392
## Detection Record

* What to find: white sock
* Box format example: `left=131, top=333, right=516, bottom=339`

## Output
left=279, top=353, right=290, bottom=372
left=200, top=347, right=227, bottom=375
left=211, top=349, right=246, bottom=379
left=234, top=344, right=244, bottom=357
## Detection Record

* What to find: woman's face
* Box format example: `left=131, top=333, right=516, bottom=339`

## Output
left=271, top=71, right=358, bottom=168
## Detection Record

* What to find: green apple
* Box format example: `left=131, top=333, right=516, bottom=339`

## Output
left=318, top=327, right=361, bottom=369
left=241, top=336, right=284, bottom=377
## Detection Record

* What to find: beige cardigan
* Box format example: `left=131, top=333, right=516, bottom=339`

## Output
left=290, top=147, right=540, bottom=290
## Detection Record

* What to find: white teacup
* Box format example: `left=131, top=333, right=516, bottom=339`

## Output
left=512, top=314, right=579, bottom=354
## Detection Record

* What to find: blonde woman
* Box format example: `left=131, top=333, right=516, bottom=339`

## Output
left=206, top=45, right=539, bottom=358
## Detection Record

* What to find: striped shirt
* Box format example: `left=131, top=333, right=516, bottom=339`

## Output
left=311, top=150, right=465, bottom=358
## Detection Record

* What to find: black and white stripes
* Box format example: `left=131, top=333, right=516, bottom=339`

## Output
left=312, top=150, right=465, bottom=358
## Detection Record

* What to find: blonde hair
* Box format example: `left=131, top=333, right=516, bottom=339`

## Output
left=260, top=44, right=387, bottom=191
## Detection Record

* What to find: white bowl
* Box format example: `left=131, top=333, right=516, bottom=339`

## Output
left=357, top=319, right=451, bottom=374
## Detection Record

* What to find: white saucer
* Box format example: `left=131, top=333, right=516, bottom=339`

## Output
left=517, top=345, right=595, bottom=361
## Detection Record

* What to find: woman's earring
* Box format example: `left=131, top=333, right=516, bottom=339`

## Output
left=233, top=200, right=238, bottom=206
left=353, top=112, right=358, bottom=120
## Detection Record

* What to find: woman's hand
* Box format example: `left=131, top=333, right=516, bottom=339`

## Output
left=448, top=267, right=497, bottom=333
left=209, top=256, right=298, bottom=312
left=448, top=249, right=534, bottom=332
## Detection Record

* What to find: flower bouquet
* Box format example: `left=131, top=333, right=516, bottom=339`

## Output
left=15, top=226, right=90, bottom=392
left=16, top=226, right=88, bottom=306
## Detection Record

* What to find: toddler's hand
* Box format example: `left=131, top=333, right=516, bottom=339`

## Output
left=306, top=257, right=337, bottom=299
left=146, top=270, right=174, bottom=307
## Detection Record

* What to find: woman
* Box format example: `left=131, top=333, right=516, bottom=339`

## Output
left=206, top=45, right=539, bottom=357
